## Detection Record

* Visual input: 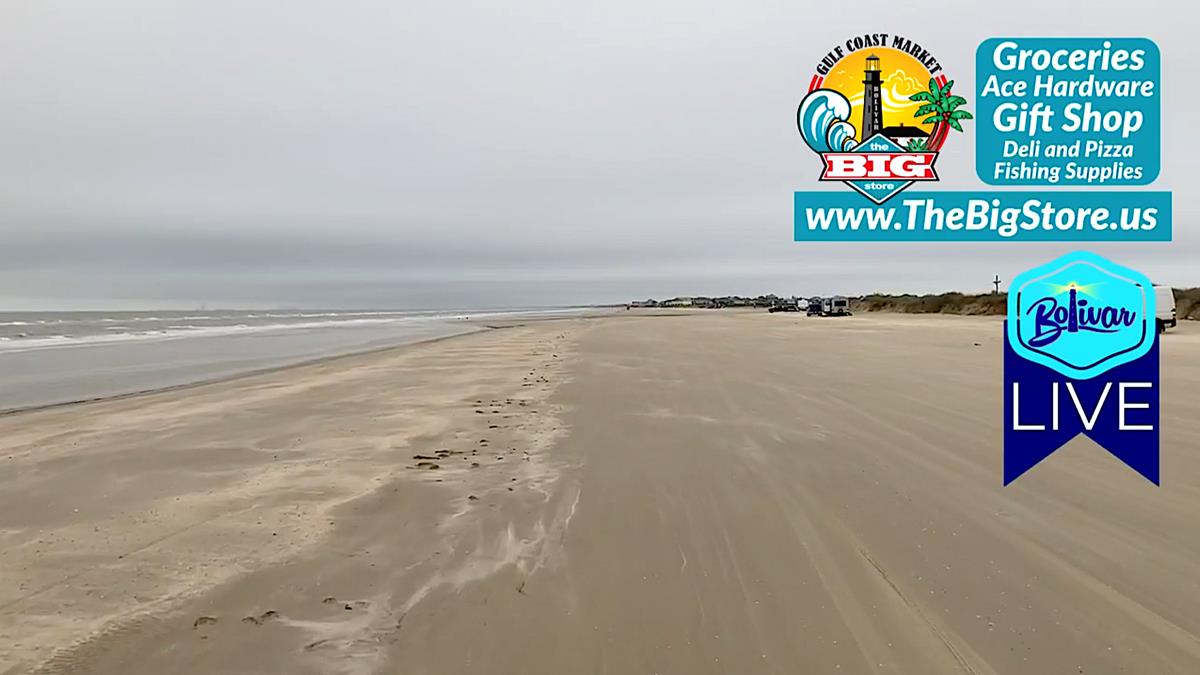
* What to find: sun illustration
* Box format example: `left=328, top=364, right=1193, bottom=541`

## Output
left=821, top=47, right=934, bottom=140
left=1046, top=281, right=1105, bottom=299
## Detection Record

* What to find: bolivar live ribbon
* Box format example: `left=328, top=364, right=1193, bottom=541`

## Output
left=1004, top=251, right=1159, bottom=484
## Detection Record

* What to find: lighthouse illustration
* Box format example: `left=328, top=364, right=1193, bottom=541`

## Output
left=861, top=54, right=884, bottom=139
left=1068, top=286, right=1080, bottom=333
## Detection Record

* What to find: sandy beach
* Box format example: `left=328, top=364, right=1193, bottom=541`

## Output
left=3, top=312, right=1199, bottom=674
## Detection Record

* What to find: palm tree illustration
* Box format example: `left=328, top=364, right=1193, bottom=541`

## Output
left=910, top=78, right=972, bottom=151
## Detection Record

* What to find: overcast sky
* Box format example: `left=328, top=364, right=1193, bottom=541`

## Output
left=0, top=0, right=1190, bottom=309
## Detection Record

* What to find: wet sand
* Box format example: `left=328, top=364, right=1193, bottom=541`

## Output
left=2, top=312, right=1199, bottom=674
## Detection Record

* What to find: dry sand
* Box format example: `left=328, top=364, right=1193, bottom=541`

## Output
left=2, top=312, right=1199, bottom=674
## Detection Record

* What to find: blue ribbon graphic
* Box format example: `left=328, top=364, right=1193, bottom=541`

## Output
left=1003, top=322, right=1160, bottom=485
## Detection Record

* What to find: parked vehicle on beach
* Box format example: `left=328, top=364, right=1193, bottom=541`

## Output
left=1155, top=285, right=1176, bottom=333
left=768, top=300, right=799, bottom=313
left=821, top=296, right=851, bottom=317
left=806, top=298, right=823, bottom=316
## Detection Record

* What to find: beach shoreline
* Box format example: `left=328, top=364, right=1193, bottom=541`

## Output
left=0, top=307, right=604, bottom=413
left=0, top=326, right=484, bottom=418
left=1, top=317, right=585, bottom=673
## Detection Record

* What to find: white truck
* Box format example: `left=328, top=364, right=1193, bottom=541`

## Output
left=821, top=296, right=851, bottom=317
left=1155, top=285, right=1176, bottom=333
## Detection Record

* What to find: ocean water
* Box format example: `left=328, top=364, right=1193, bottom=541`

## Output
left=0, top=307, right=590, bottom=410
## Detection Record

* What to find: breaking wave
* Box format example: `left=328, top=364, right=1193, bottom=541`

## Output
left=797, top=89, right=858, bottom=153
left=0, top=307, right=593, bottom=354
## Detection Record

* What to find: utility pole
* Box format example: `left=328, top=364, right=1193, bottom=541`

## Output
left=993, top=275, right=1001, bottom=295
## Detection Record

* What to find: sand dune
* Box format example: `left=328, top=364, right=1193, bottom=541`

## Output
left=2, top=312, right=1198, bottom=674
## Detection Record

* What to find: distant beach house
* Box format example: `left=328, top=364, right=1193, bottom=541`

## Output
left=660, top=297, right=699, bottom=307
left=882, top=123, right=928, bottom=146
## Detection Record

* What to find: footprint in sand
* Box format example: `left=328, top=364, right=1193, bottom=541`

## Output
left=241, top=610, right=279, bottom=625
left=193, top=616, right=218, bottom=629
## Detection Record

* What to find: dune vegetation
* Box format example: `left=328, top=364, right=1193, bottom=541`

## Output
left=855, top=288, right=1200, bottom=320
left=853, top=292, right=1007, bottom=316
left=1175, top=288, right=1200, bottom=320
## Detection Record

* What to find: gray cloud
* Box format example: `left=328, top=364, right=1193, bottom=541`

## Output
left=0, top=0, right=1191, bottom=309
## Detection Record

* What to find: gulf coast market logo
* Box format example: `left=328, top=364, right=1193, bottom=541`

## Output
left=797, top=34, right=972, bottom=204
left=1004, top=252, right=1159, bottom=485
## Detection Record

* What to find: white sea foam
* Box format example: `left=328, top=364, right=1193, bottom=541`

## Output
left=0, top=307, right=592, bottom=354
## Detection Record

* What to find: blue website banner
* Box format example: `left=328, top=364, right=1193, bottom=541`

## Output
left=976, top=38, right=1161, bottom=186
left=793, top=190, right=1171, bottom=241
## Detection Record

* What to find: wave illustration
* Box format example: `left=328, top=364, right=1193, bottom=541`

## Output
left=797, top=89, right=858, bottom=153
